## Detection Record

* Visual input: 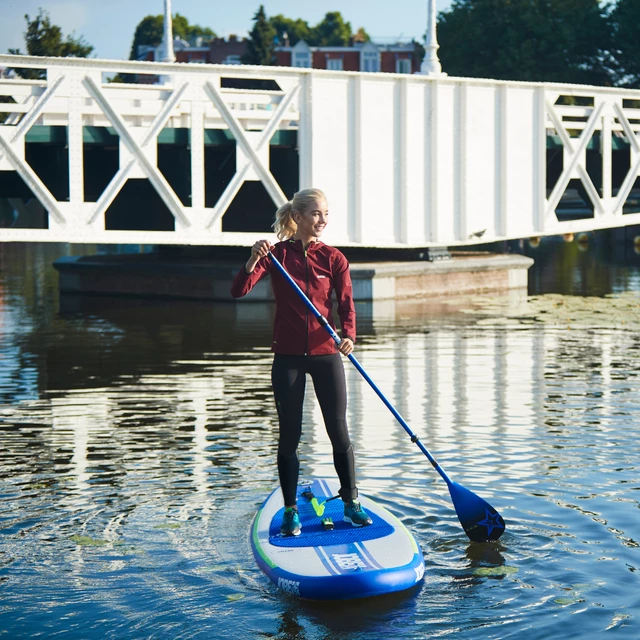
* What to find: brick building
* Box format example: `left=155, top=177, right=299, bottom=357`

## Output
left=138, top=36, right=248, bottom=66
left=138, top=36, right=420, bottom=74
left=274, top=40, right=421, bottom=74
left=207, top=36, right=247, bottom=65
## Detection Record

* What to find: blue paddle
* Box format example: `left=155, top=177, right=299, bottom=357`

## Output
left=269, top=252, right=505, bottom=543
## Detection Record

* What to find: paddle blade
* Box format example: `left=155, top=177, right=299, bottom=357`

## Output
left=448, top=482, right=505, bottom=542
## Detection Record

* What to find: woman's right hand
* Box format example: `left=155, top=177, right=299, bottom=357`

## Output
left=245, top=239, right=274, bottom=273
left=251, top=239, right=274, bottom=260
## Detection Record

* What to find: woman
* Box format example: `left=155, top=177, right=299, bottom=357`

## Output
left=230, top=188, right=372, bottom=536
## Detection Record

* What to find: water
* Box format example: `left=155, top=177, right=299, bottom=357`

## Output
left=1, top=240, right=639, bottom=639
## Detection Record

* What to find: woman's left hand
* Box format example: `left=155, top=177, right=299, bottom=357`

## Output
left=339, top=338, right=354, bottom=356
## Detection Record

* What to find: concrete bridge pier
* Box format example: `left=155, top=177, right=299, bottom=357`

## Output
left=53, top=250, right=533, bottom=312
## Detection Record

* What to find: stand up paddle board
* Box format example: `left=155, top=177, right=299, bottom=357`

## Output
left=251, top=478, right=425, bottom=600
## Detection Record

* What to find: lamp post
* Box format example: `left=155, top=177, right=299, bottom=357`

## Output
left=161, top=0, right=176, bottom=63
left=420, top=0, right=445, bottom=76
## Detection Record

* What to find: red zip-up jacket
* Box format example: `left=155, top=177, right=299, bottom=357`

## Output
left=230, top=239, right=356, bottom=356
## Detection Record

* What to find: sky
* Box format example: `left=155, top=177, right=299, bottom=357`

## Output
left=0, top=0, right=454, bottom=61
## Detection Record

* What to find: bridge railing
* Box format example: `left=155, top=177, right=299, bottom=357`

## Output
left=1, top=54, right=640, bottom=247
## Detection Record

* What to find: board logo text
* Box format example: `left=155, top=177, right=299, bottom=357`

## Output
left=277, top=577, right=300, bottom=595
left=332, top=553, right=367, bottom=571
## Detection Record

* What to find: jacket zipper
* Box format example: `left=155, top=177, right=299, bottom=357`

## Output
left=304, top=248, right=309, bottom=355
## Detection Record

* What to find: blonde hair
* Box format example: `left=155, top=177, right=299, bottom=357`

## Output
left=272, top=188, right=327, bottom=241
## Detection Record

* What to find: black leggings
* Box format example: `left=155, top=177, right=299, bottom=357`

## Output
left=271, top=353, right=357, bottom=506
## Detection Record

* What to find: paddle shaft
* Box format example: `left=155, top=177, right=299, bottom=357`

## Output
left=269, top=252, right=454, bottom=488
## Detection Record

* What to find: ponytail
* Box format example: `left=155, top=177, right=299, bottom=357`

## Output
left=273, top=201, right=296, bottom=241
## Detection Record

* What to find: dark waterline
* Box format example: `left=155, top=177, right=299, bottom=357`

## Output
left=0, top=239, right=639, bottom=639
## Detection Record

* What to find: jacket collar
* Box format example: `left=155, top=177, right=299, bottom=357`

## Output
left=287, top=238, right=323, bottom=253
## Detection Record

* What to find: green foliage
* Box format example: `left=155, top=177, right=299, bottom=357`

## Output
left=8, top=8, right=93, bottom=79
left=268, top=11, right=369, bottom=48
left=353, top=28, right=371, bottom=43
left=309, top=12, right=353, bottom=46
left=106, top=73, right=128, bottom=84
left=129, top=14, right=164, bottom=58
left=128, top=13, right=215, bottom=60
left=611, top=0, right=640, bottom=87
left=270, top=15, right=311, bottom=46
left=173, top=14, right=216, bottom=42
left=242, top=5, right=277, bottom=65
left=437, top=0, right=614, bottom=86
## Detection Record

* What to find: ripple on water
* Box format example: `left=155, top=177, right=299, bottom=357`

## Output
left=2, top=266, right=640, bottom=637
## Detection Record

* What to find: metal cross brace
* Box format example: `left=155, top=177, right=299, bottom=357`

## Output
left=545, top=99, right=605, bottom=221
left=203, top=80, right=299, bottom=229
left=612, top=102, right=640, bottom=216
left=83, top=75, right=190, bottom=228
left=0, top=74, right=67, bottom=224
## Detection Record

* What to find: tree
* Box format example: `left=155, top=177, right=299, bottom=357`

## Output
left=270, top=15, right=311, bottom=46
left=611, top=0, right=640, bottom=88
left=436, top=0, right=614, bottom=86
left=8, top=8, right=93, bottom=78
left=309, top=12, right=353, bottom=46
left=173, top=14, right=216, bottom=42
left=129, top=14, right=163, bottom=59
left=128, top=13, right=215, bottom=60
left=242, top=5, right=276, bottom=65
left=269, top=12, right=369, bottom=48
left=353, top=27, right=370, bottom=43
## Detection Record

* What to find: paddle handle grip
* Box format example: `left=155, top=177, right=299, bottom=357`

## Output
left=269, top=252, right=453, bottom=487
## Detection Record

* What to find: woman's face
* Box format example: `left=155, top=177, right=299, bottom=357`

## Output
left=295, top=198, right=329, bottom=239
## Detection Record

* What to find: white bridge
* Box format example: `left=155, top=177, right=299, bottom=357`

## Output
left=1, top=53, right=640, bottom=248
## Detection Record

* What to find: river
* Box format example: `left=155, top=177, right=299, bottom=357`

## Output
left=0, top=237, right=639, bottom=639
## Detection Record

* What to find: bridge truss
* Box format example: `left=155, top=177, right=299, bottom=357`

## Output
left=1, top=54, right=640, bottom=247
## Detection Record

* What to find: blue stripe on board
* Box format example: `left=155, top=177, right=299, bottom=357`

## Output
left=317, top=478, right=333, bottom=499
left=313, top=546, right=341, bottom=575
left=314, top=542, right=379, bottom=575
left=354, top=541, right=384, bottom=570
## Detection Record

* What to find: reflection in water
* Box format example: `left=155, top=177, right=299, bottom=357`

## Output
left=0, top=242, right=640, bottom=639
left=514, top=231, right=640, bottom=296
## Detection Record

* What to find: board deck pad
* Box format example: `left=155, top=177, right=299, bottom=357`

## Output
left=251, top=478, right=425, bottom=600
left=268, top=498, right=394, bottom=547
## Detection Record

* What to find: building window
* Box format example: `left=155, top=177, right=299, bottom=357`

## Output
left=293, top=52, right=311, bottom=68
left=224, top=55, right=241, bottom=65
left=327, top=58, right=343, bottom=71
left=396, top=58, right=411, bottom=74
left=362, top=51, right=379, bottom=73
